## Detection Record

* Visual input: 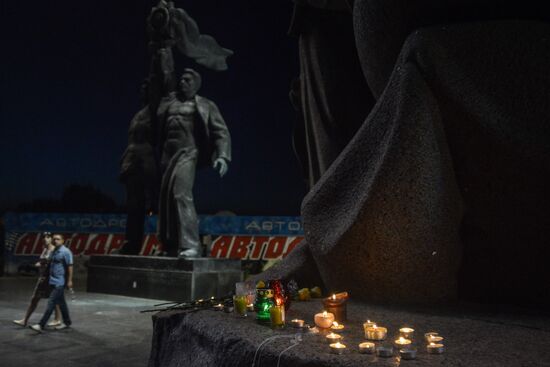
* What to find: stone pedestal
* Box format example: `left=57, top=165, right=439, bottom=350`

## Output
left=87, top=255, right=242, bottom=301
left=148, top=301, right=550, bottom=367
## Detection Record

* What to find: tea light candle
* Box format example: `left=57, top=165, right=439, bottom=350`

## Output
left=213, top=303, right=224, bottom=311
left=326, top=332, right=343, bottom=344
left=291, top=319, right=305, bottom=328
left=376, top=345, right=394, bottom=358
left=331, top=321, right=345, bottom=331
left=358, top=342, right=375, bottom=354
left=223, top=305, right=234, bottom=313
left=426, top=335, right=444, bottom=343
left=394, top=337, right=412, bottom=348
left=399, top=327, right=414, bottom=339
left=365, top=324, right=387, bottom=341
left=364, top=319, right=376, bottom=327
left=329, top=342, right=346, bottom=355
left=424, top=332, right=439, bottom=341
left=399, top=348, right=417, bottom=360
left=314, top=311, right=335, bottom=329
left=427, top=342, right=445, bottom=354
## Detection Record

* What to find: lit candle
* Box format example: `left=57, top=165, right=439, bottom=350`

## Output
left=269, top=304, right=285, bottom=328
left=358, top=342, right=375, bottom=354
left=399, top=348, right=417, bottom=360
left=427, top=342, right=445, bottom=354
left=233, top=295, right=248, bottom=317
left=291, top=319, right=305, bottom=328
left=365, top=324, right=387, bottom=341
left=247, top=304, right=255, bottom=312
left=322, top=292, right=348, bottom=322
left=325, top=332, right=343, bottom=344
left=376, top=345, right=394, bottom=358
left=426, top=335, right=444, bottom=343
left=424, top=332, right=439, bottom=341
left=329, top=342, right=347, bottom=355
left=363, top=320, right=376, bottom=328
left=314, top=311, right=335, bottom=329
left=399, top=327, right=414, bottom=339
left=213, top=303, right=224, bottom=311
left=394, top=337, right=412, bottom=348
left=331, top=321, right=345, bottom=331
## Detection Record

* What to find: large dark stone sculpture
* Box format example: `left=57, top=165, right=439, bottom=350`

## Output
left=256, top=0, right=550, bottom=306
left=157, top=69, right=231, bottom=257
left=289, top=0, right=375, bottom=188
left=119, top=81, right=157, bottom=255
left=121, top=0, right=232, bottom=257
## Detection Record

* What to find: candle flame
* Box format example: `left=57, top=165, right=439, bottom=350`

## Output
left=399, top=337, right=406, bottom=342
left=430, top=342, right=435, bottom=346
left=332, top=294, right=336, bottom=300
left=372, top=324, right=377, bottom=328
left=322, top=311, right=328, bottom=317
left=333, top=322, right=339, bottom=327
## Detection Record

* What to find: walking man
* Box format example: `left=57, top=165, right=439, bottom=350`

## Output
left=30, top=233, right=73, bottom=332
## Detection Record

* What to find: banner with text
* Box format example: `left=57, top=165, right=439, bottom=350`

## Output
left=2, top=212, right=304, bottom=274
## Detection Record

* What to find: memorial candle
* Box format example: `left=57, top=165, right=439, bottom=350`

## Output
left=314, top=311, right=335, bottom=329
left=329, top=342, right=346, bottom=355
left=358, top=342, right=376, bottom=354
left=331, top=321, right=345, bottom=331
left=394, top=337, right=412, bottom=348
left=233, top=295, right=248, bottom=317
left=290, top=319, right=305, bottom=328
left=325, top=332, right=343, bottom=344
left=399, top=348, right=417, bottom=360
left=427, top=335, right=444, bottom=343
left=376, top=345, right=393, bottom=358
left=399, top=327, right=414, bottom=339
left=269, top=303, right=285, bottom=328
left=365, top=324, right=387, bottom=341
left=322, top=292, right=348, bottom=322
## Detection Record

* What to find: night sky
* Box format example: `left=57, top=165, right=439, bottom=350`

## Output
left=0, top=1, right=306, bottom=215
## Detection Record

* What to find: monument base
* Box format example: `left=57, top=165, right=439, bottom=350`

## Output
left=87, top=255, right=242, bottom=301
left=148, top=301, right=550, bottom=367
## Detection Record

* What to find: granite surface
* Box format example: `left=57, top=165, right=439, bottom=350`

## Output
left=260, top=18, right=550, bottom=306
left=149, top=300, right=550, bottom=367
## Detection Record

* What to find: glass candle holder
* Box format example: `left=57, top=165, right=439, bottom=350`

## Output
left=233, top=295, right=248, bottom=317
left=322, top=293, right=348, bottom=322
left=255, top=288, right=274, bottom=324
left=269, top=304, right=285, bottom=328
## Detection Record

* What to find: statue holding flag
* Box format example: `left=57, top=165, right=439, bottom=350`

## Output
left=120, top=0, right=232, bottom=257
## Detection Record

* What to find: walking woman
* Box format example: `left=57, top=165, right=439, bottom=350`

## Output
left=13, top=232, right=61, bottom=327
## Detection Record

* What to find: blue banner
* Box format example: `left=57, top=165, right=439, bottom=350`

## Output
left=2, top=212, right=303, bottom=236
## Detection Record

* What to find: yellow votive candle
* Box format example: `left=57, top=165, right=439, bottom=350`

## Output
left=269, top=304, right=285, bottom=328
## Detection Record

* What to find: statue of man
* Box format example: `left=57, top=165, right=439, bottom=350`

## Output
left=157, top=68, right=231, bottom=257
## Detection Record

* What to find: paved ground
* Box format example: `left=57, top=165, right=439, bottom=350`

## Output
left=0, top=276, right=164, bottom=367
